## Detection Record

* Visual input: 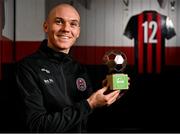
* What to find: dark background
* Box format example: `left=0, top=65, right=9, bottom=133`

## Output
left=0, top=64, right=180, bottom=133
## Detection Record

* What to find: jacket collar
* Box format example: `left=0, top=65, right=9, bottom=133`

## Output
left=38, top=39, right=73, bottom=63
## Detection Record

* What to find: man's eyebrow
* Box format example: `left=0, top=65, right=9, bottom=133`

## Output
left=71, top=20, right=80, bottom=23
left=55, top=17, right=63, bottom=20
left=55, top=17, right=79, bottom=22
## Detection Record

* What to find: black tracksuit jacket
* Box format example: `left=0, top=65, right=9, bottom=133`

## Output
left=15, top=39, right=93, bottom=132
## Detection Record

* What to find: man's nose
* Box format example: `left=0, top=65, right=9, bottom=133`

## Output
left=61, top=22, right=71, bottom=32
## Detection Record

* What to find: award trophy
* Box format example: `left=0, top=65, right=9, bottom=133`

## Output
left=103, top=50, right=129, bottom=90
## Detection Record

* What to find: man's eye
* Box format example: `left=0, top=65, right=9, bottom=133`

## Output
left=55, top=19, right=63, bottom=25
left=70, top=22, right=79, bottom=28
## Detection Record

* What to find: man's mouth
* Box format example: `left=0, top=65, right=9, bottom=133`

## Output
left=57, top=35, right=71, bottom=39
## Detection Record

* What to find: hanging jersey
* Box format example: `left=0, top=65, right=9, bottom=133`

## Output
left=124, top=10, right=176, bottom=74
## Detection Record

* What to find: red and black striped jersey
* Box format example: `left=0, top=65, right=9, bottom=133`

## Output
left=124, top=10, right=176, bottom=74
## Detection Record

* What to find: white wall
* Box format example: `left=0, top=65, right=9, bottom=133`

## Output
left=2, top=0, right=14, bottom=40
left=75, top=0, right=178, bottom=46
left=15, top=0, right=45, bottom=41
left=177, top=0, right=180, bottom=44
left=15, top=0, right=179, bottom=46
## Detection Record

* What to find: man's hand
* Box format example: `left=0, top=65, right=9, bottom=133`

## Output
left=87, top=86, right=121, bottom=109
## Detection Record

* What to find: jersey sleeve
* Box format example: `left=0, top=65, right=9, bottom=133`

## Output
left=165, top=16, right=176, bottom=39
left=123, top=16, right=135, bottom=39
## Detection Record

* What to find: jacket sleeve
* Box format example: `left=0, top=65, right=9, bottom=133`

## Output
left=15, top=62, right=93, bottom=132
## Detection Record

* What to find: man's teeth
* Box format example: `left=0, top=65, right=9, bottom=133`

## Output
left=59, top=35, right=69, bottom=39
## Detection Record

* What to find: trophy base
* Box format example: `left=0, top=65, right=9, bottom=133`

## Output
left=106, top=74, right=129, bottom=90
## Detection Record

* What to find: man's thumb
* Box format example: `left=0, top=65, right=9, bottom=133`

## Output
left=101, top=86, right=109, bottom=94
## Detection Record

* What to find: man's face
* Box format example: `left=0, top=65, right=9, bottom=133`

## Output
left=44, top=4, right=80, bottom=53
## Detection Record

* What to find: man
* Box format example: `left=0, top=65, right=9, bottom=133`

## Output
left=16, top=3, right=122, bottom=132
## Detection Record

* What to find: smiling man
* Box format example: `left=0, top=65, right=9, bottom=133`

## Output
left=44, top=4, right=80, bottom=54
left=15, top=3, right=122, bottom=133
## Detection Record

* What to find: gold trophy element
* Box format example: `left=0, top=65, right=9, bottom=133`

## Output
left=103, top=50, right=129, bottom=90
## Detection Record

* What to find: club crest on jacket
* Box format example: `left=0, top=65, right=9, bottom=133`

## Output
left=76, top=78, right=87, bottom=91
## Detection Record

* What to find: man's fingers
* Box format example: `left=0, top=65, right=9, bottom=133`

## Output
left=105, top=90, right=120, bottom=100
left=100, top=86, right=109, bottom=93
left=106, top=91, right=120, bottom=106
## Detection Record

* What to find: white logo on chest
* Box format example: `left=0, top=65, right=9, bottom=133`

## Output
left=44, top=78, right=54, bottom=84
left=41, top=68, right=50, bottom=74
left=41, top=68, right=53, bottom=84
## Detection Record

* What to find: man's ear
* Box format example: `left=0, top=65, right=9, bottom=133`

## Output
left=77, top=27, right=80, bottom=38
left=43, top=21, right=48, bottom=32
